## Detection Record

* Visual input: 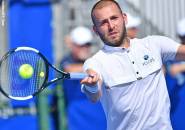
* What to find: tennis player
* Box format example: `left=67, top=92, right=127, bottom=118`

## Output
left=80, top=0, right=185, bottom=130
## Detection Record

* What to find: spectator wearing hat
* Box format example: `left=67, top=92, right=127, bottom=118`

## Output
left=57, top=26, right=106, bottom=130
left=165, top=18, right=185, bottom=130
left=177, top=18, right=185, bottom=44
left=167, top=18, right=185, bottom=81
left=61, top=26, right=94, bottom=72
left=126, top=13, right=141, bottom=39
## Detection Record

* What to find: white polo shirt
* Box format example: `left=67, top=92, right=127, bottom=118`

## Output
left=83, top=35, right=180, bottom=130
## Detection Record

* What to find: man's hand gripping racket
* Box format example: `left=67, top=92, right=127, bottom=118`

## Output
left=0, top=47, right=88, bottom=100
left=81, top=69, right=100, bottom=94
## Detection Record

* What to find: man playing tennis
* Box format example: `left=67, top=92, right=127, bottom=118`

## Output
left=81, top=0, right=185, bottom=130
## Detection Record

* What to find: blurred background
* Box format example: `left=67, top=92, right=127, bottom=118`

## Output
left=0, top=0, right=185, bottom=130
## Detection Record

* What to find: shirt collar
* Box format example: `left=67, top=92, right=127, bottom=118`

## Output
left=103, top=45, right=124, bottom=52
left=102, top=40, right=132, bottom=52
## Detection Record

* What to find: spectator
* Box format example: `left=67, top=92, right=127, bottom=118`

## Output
left=126, top=13, right=141, bottom=39
left=166, top=18, right=185, bottom=85
left=164, top=18, right=185, bottom=130
left=59, top=26, right=106, bottom=130
left=177, top=18, right=185, bottom=44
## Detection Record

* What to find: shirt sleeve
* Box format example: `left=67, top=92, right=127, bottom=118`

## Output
left=148, top=35, right=180, bottom=63
left=83, top=57, right=102, bottom=75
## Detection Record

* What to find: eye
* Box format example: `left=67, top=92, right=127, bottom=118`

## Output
left=110, top=16, right=118, bottom=20
left=100, top=20, right=108, bottom=26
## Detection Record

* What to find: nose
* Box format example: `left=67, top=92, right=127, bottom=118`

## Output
left=107, top=20, right=114, bottom=31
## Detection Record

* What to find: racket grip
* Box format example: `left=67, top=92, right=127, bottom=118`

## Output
left=69, top=72, right=87, bottom=79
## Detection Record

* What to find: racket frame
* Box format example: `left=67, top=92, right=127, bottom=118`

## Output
left=0, top=47, right=71, bottom=100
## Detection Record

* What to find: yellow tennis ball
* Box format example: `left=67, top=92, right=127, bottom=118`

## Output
left=39, top=71, right=45, bottom=77
left=19, top=64, right=34, bottom=79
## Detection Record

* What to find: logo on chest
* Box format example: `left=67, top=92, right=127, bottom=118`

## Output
left=142, top=55, right=155, bottom=66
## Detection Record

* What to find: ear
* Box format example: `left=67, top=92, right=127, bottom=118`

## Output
left=122, top=13, right=128, bottom=25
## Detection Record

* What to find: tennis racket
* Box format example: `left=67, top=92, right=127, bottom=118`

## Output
left=0, top=47, right=87, bottom=100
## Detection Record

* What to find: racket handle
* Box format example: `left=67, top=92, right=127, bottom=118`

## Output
left=69, top=72, right=87, bottom=79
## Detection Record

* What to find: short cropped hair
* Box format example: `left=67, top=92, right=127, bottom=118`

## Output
left=91, top=0, right=123, bottom=25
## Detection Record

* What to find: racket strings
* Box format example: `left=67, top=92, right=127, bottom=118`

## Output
left=0, top=50, right=47, bottom=98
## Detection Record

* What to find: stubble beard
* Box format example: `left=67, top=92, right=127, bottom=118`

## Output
left=100, top=25, right=127, bottom=47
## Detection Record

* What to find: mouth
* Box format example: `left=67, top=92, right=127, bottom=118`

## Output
left=109, top=32, right=117, bottom=36
left=109, top=32, right=118, bottom=39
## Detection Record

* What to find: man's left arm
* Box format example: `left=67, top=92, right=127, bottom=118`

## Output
left=176, top=45, right=185, bottom=60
